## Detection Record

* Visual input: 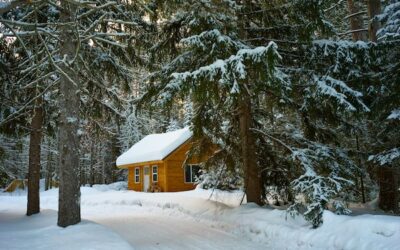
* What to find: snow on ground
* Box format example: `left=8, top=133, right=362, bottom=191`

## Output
left=1, top=183, right=400, bottom=250
left=0, top=209, right=132, bottom=250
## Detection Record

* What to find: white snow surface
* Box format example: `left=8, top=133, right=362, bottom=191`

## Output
left=116, top=127, right=192, bottom=166
left=1, top=183, right=400, bottom=250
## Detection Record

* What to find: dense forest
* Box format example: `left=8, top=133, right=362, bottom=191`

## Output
left=0, top=0, right=399, bottom=228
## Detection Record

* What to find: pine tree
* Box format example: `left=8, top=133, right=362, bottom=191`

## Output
left=142, top=0, right=289, bottom=205
left=368, top=1, right=400, bottom=167
left=1, top=0, right=151, bottom=226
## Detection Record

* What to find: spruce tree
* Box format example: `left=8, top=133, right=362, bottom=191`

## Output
left=142, top=0, right=373, bottom=227
left=141, top=0, right=288, bottom=205
left=368, top=1, right=400, bottom=167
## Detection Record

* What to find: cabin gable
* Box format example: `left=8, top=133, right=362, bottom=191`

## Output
left=164, top=140, right=200, bottom=192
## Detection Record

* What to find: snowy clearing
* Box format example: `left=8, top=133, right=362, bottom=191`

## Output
left=1, top=183, right=399, bottom=250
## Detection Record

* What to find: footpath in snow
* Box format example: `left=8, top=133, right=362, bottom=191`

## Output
left=1, top=182, right=399, bottom=250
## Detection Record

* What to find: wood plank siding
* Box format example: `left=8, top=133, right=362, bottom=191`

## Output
left=164, top=140, right=197, bottom=192
left=127, top=163, right=166, bottom=192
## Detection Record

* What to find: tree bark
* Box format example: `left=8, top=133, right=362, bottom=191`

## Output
left=346, top=0, right=376, bottom=204
left=27, top=97, right=43, bottom=216
left=236, top=0, right=262, bottom=205
left=57, top=2, right=81, bottom=227
left=89, top=138, right=95, bottom=187
left=356, top=134, right=366, bottom=203
left=45, top=139, right=53, bottom=191
left=45, top=143, right=53, bottom=190
left=367, top=0, right=381, bottom=42
left=103, top=140, right=113, bottom=184
left=239, top=94, right=262, bottom=205
left=347, top=0, right=368, bottom=41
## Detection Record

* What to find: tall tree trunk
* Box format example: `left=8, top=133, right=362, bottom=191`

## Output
left=103, top=139, right=113, bottom=184
left=346, top=1, right=368, bottom=202
left=367, top=0, right=381, bottom=42
left=347, top=0, right=368, bottom=41
left=89, top=138, right=95, bottom=187
left=356, top=134, right=366, bottom=203
left=27, top=97, right=43, bottom=216
left=239, top=94, right=262, bottom=205
left=111, top=134, right=120, bottom=183
left=236, top=0, right=262, bottom=206
left=45, top=139, right=53, bottom=191
left=57, top=2, right=81, bottom=227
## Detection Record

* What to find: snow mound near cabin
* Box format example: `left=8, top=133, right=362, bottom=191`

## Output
left=92, top=181, right=128, bottom=192
left=116, top=127, right=192, bottom=166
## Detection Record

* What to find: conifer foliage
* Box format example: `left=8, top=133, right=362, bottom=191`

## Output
left=140, top=0, right=377, bottom=227
left=1, top=0, right=399, bottom=229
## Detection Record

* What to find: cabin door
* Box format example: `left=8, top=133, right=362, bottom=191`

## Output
left=143, top=166, right=150, bottom=192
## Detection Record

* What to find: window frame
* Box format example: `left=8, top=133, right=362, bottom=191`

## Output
left=152, top=165, right=158, bottom=182
left=134, top=167, right=140, bottom=183
left=184, top=164, right=200, bottom=183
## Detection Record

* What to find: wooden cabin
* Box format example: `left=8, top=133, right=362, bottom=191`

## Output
left=116, top=128, right=203, bottom=192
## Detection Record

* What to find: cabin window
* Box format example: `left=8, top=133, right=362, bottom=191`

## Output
left=134, top=167, right=140, bottom=183
left=152, top=165, right=158, bottom=182
left=185, top=164, right=200, bottom=183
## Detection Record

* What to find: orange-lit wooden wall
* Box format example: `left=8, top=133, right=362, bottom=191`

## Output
left=126, top=161, right=166, bottom=192
left=163, top=140, right=197, bottom=192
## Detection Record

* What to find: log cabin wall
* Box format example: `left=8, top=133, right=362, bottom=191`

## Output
left=127, top=161, right=166, bottom=192
left=164, top=141, right=197, bottom=192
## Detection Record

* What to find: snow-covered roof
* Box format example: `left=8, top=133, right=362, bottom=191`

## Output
left=116, top=127, right=193, bottom=166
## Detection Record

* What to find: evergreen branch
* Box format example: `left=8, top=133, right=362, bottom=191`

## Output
left=0, top=79, right=58, bottom=127
left=77, top=1, right=117, bottom=19
left=37, top=32, right=79, bottom=87
left=92, top=36, right=127, bottom=48
left=251, top=128, right=293, bottom=153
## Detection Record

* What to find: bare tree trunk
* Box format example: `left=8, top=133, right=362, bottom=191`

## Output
left=89, top=138, right=95, bottom=187
left=27, top=97, right=43, bottom=216
left=45, top=138, right=54, bottom=191
left=356, top=134, right=366, bottom=203
left=239, top=94, right=262, bottom=205
left=103, top=140, right=113, bottom=184
left=45, top=144, right=51, bottom=191
left=367, top=0, right=381, bottom=42
left=111, top=134, right=120, bottom=183
left=57, top=2, right=81, bottom=227
left=347, top=0, right=368, bottom=41
left=347, top=0, right=379, bottom=203
left=45, top=174, right=50, bottom=191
